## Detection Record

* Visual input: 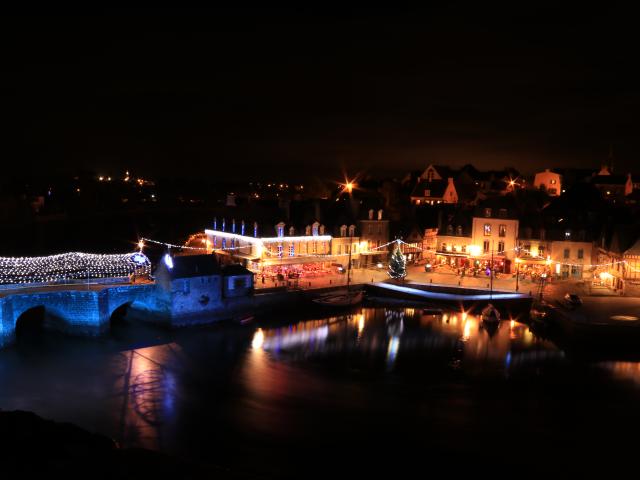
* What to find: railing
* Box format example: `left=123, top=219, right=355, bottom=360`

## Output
left=0, top=276, right=135, bottom=291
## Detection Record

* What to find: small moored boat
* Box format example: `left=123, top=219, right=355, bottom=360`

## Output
left=312, top=290, right=364, bottom=307
left=481, top=303, right=501, bottom=324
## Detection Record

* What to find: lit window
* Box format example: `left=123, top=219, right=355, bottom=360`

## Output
left=484, top=208, right=492, bottom=217
left=498, top=241, right=505, bottom=253
left=483, top=240, right=490, bottom=253
left=499, top=224, right=506, bottom=237
left=484, top=224, right=492, bottom=236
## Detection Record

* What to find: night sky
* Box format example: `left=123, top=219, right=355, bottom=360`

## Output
left=1, top=6, right=638, bottom=181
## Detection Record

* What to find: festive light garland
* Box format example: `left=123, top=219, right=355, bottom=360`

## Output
left=142, top=235, right=632, bottom=271
left=0, top=252, right=151, bottom=285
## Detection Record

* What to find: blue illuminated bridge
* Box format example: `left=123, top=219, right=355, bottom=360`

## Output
left=0, top=251, right=156, bottom=348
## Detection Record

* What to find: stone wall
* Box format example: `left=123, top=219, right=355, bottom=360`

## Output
left=0, top=283, right=158, bottom=348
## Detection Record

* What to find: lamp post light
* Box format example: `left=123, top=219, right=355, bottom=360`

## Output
left=515, top=247, right=521, bottom=292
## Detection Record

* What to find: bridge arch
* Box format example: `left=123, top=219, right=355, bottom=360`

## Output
left=14, top=305, right=46, bottom=340
left=109, top=301, right=133, bottom=325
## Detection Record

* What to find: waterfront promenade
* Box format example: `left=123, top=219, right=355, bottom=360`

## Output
left=256, top=264, right=543, bottom=293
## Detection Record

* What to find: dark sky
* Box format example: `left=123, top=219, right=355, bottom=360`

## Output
left=1, top=6, right=638, bottom=181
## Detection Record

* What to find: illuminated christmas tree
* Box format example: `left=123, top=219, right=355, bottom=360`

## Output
left=388, top=241, right=407, bottom=280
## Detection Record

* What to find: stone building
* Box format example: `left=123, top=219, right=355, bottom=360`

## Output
left=154, top=254, right=223, bottom=321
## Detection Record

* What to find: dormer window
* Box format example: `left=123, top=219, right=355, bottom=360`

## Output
left=456, top=225, right=463, bottom=236
left=312, top=222, right=320, bottom=236
left=319, top=225, right=325, bottom=235
left=447, top=225, right=454, bottom=235
left=348, top=225, right=356, bottom=237
left=340, top=225, right=347, bottom=237
left=498, top=208, right=507, bottom=218
left=276, top=222, right=285, bottom=237
left=424, top=189, right=431, bottom=197
left=484, top=208, right=492, bottom=218
left=305, top=225, right=311, bottom=236
left=289, top=226, right=295, bottom=236
left=378, top=210, right=383, bottom=220
left=565, top=229, right=571, bottom=239
left=368, top=209, right=374, bottom=220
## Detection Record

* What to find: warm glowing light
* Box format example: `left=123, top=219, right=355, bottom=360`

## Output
left=345, top=182, right=354, bottom=193
left=357, top=314, right=365, bottom=333
left=137, top=240, right=144, bottom=251
left=463, top=321, right=471, bottom=340
left=251, top=328, right=265, bottom=349
left=468, top=245, right=482, bottom=257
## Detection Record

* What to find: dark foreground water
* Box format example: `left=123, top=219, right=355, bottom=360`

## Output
left=2, top=305, right=640, bottom=476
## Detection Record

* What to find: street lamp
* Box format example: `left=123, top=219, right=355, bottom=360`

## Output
left=515, top=248, right=521, bottom=292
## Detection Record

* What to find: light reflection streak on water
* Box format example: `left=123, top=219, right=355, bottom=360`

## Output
left=245, top=307, right=559, bottom=373
left=386, top=336, right=400, bottom=369
left=602, top=362, right=640, bottom=386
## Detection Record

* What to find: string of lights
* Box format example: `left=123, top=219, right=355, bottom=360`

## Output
left=393, top=238, right=630, bottom=270
left=0, top=252, right=150, bottom=285
left=140, top=236, right=631, bottom=272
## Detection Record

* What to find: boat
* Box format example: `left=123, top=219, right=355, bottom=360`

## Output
left=236, top=315, right=255, bottom=325
left=312, top=290, right=364, bottom=307
left=480, top=303, right=501, bottom=324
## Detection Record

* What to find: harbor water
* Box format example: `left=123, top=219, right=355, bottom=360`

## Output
left=1, top=304, right=640, bottom=476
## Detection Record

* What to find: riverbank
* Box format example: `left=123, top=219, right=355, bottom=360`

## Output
left=0, top=410, right=227, bottom=478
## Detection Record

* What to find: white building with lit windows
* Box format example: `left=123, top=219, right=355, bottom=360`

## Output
left=204, top=219, right=364, bottom=275
left=470, top=206, right=519, bottom=273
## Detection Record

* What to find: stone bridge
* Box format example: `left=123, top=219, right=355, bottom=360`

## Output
left=0, top=283, right=159, bottom=348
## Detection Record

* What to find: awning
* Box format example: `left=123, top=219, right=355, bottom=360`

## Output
left=518, top=257, right=548, bottom=265
left=261, top=256, right=338, bottom=266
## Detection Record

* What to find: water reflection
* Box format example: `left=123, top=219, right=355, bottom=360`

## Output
left=249, top=307, right=557, bottom=373
left=2, top=306, right=640, bottom=476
